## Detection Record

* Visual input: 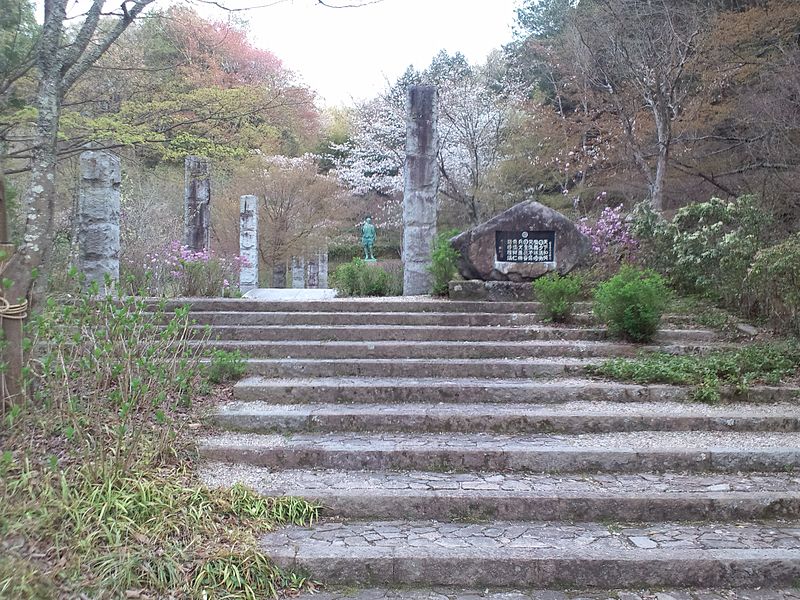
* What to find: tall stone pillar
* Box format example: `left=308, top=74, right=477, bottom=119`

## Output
left=272, top=263, right=287, bottom=288
left=318, top=247, right=329, bottom=289
left=239, top=195, right=258, bottom=292
left=291, top=256, right=305, bottom=289
left=307, top=253, right=319, bottom=288
left=402, top=85, right=439, bottom=295
left=78, top=150, right=121, bottom=294
left=184, top=156, right=210, bottom=252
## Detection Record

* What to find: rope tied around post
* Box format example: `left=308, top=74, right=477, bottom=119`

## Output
left=0, top=297, right=27, bottom=320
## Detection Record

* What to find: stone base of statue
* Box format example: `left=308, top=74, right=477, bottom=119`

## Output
left=364, top=258, right=377, bottom=263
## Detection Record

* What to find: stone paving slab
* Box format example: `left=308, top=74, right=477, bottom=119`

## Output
left=261, top=519, right=800, bottom=587
left=233, top=377, right=797, bottom=405
left=203, top=339, right=723, bottom=360
left=199, top=431, right=800, bottom=473
left=300, top=588, right=800, bottom=600
left=213, top=400, right=800, bottom=434
left=201, top=464, right=800, bottom=521
left=243, top=358, right=591, bottom=379
left=198, top=324, right=717, bottom=344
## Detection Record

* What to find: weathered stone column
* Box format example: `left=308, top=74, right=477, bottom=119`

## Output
left=318, top=247, right=329, bottom=289
left=272, top=263, right=287, bottom=288
left=402, top=85, right=439, bottom=295
left=78, top=150, right=121, bottom=294
left=239, top=195, right=258, bottom=292
left=307, top=253, right=319, bottom=288
left=184, top=156, right=210, bottom=251
left=291, top=256, right=305, bottom=289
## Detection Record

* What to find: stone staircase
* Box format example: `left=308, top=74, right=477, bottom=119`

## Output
left=175, top=298, right=800, bottom=593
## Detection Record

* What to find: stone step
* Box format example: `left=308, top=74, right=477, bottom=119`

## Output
left=260, top=519, right=800, bottom=587
left=203, top=340, right=719, bottom=360
left=198, top=324, right=717, bottom=344
left=244, top=358, right=590, bottom=379
left=180, top=310, right=695, bottom=328
left=233, top=377, right=797, bottom=405
left=201, top=463, right=800, bottom=522
left=298, top=588, right=800, bottom=600
left=198, top=431, right=800, bottom=473
left=211, top=401, right=800, bottom=434
left=146, top=298, right=580, bottom=314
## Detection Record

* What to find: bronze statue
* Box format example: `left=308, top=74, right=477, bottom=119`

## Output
left=361, top=216, right=376, bottom=260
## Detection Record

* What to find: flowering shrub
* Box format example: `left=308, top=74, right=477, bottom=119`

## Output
left=577, top=203, right=638, bottom=272
left=632, top=196, right=771, bottom=305
left=141, top=241, right=248, bottom=297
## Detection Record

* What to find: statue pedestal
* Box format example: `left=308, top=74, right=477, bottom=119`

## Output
left=364, top=258, right=378, bottom=263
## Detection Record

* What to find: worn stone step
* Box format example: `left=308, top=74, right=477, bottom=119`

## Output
left=198, top=324, right=717, bottom=344
left=146, top=298, right=560, bottom=314
left=260, top=519, right=800, bottom=587
left=180, top=310, right=697, bottom=328
left=201, top=463, right=800, bottom=522
left=198, top=431, right=800, bottom=473
left=233, top=376, right=797, bottom=405
left=243, top=358, right=590, bottom=379
left=298, top=587, right=800, bottom=600
left=211, top=401, right=800, bottom=434
left=203, top=340, right=719, bottom=360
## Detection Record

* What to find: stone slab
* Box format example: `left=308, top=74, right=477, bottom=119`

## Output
left=198, top=431, right=800, bottom=473
left=201, top=463, right=800, bottom=521
left=197, top=324, right=717, bottom=344
left=211, top=400, right=800, bottom=434
left=449, top=280, right=538, bottom=302
left=202, top=339, right=722, bottom=360
left=295, top=588, right=800, bottom=600
left=231, top=377, right=799, bottom=405
left=261, top=520, right=800, bottom=587
left=242, top=288, right=338, bottom=301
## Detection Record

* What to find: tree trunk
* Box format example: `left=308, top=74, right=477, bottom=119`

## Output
left=4, top=73, right=60, bottom=303
left=650, top=104, right=671, bottom=213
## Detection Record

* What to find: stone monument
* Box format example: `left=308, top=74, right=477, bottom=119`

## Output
left=448, top=199, right=591, bottom=300
left=239, top=195, right=258, bottom=292
left=318, top=247, right=329, bottom=288
left=78, top=150, right=121, bottom=294
left=291, top=256, right=305, bottom=289
left=402, top=85, right=439, bottom=295
left=184, top=156, right=211, bottom=252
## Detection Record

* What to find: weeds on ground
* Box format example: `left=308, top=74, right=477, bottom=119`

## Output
left=0, top=457, right=319, bottom=599
left=0, top=281, right=316, bottom=598
left=587, top=341, right=800, bottom=402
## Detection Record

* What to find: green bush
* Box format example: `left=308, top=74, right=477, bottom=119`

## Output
left=206, top=349, right=247, bottom=384
left=593, top=266, right=670, bottom=342
left=331, top=258, right=400, bottom=297
left=744, top=233, right=800, bottom=334
left=533, top=273, right=582, bottom=322
left=632, top=196, right=771, bottom=305
left=429, top=229, right=461, bottom=296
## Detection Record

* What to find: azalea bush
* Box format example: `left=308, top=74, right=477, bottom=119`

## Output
left=577, top=203, right=638, bottom=273
left=126, top=241, right=248, bottom=297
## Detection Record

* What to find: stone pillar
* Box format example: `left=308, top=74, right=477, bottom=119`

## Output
left=318, top=247, right=329, bottom=289
left=239, top=195, right=258, bottom=292
left=184, top=156, right=210, bottom=251
left=272, top=263, right=287, bottom=288
left=307, top=253, right=319, bottom=288
left=402, top=85, right=439, bottom=295
left=78, top=150, right=121, bottom=294
left=291, top=256, right=305, bottom=289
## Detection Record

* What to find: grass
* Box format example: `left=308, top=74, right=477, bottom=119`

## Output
left=668, top=296, right=740, bottom=332
left=587, top=341, right=800, bottom=402
left=0, top=454, right=320, bottom=599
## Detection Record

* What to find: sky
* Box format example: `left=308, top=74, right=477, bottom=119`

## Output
left=237, top=0, right=521, bottom=106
